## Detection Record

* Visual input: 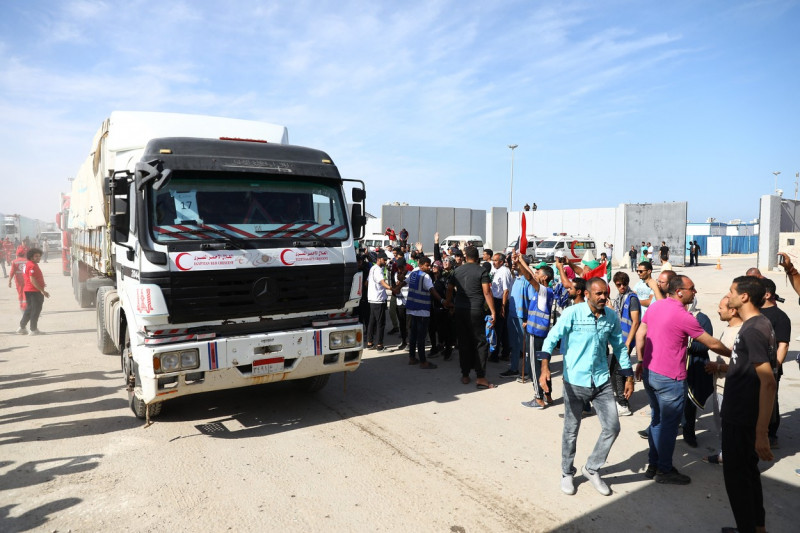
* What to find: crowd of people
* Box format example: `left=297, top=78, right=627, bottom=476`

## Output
left=355, top=230, right=791, bottom=533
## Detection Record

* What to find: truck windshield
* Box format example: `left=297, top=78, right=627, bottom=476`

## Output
left=150, top=172, right=349, bottom=243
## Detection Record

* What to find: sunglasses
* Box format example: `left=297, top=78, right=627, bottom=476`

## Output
left=636, top=269, right=648, bottom=273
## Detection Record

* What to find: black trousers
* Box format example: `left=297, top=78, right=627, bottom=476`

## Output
left=455, top=307, right=489, bottom=379
left=367, top=302, right=386, bottom=346
left=722, top=421, right=765, bottom=532
left=20, top=291, right=44, bottom=331
left=768, top=373, right=781, bottom=439
left=434, top=307, right=454, bottom=348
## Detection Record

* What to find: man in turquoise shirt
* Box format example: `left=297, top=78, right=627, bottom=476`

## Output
left=539, top=277, right=635, bottom=497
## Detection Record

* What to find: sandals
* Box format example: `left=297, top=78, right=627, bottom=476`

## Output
left=476, top=382, right=496, bottom=390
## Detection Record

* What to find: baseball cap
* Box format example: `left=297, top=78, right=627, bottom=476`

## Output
left=533, top=261, right=548, bottom=269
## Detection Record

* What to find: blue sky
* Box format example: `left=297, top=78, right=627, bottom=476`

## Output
left=0, top=0, right=797, bottom=224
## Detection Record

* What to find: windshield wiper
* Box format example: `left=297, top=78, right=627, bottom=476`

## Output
left=291, top=229, right=331, bottom=247
left=167, top=225, right=247, bottom=250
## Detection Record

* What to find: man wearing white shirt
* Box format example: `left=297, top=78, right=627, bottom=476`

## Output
left=490, top=253, right=514, bottom=362
left=367, top=250, right=392, bottom=351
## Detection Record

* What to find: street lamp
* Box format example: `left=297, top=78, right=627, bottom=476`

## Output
left=508, top=144, right=518, bottom=212
left=773, top=171, right=781, bottom=194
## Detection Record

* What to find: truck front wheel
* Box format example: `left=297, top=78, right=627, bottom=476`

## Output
left=122, top=329, right=163, bottom=419
left=295, top=374, right=330, bottom=393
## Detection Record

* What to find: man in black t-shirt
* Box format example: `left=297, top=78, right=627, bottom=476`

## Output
left=758, top=278, right=790, bottom=448
left=659, top=241, right=669, bottom=263
left=721, top=276, right=777, bottom=533
left=446, top=246, right=496, bottom=389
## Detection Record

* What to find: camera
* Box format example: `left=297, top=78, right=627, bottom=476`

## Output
left=778, top=254, right=785, bottom=265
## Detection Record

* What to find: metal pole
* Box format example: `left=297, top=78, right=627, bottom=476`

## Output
left=508, top=144, right=518, bottom=212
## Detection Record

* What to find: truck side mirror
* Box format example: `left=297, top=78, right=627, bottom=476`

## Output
left=110, top=196, right=130, bottom=243
left=350, top=204, right=366, bottom=240
left=351, top=188, right=366, bottom=203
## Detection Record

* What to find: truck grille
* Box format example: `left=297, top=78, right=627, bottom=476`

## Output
left=141, top=264, right=356, bottom=323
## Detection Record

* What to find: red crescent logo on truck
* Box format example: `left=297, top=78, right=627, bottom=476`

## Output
left=280, top=249, right=296, bottom=266
left=175, top=252, right=193, bottom=271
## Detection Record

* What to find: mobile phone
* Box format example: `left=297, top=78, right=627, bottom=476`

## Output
left=778, top=254, right=785, bottom=265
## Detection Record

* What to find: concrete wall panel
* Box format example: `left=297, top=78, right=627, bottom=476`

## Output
left=624, top=202, right=687, bottom=266
left=400, top=206, right=420, bottom=245
left=418, top=207, right=438, bottom=250
left=454, top=208, right=471, bottom=235
left=381, top=206, right=402, bottom=237
left=758, top=194, right=780, bottom=271
left=471, top=210, right=487, bottom=241
left=437, top=208, right=455, bottom=240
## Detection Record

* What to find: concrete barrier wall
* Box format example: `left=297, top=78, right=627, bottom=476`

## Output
left=381, top=205, right=487, bottom=253
left=624, top=202, right=687, bottom=266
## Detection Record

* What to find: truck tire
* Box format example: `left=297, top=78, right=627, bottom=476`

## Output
left=295, top=374, right=330, bottom=393
left=122, top=330, right=163, bottom=420
left=96, top=286, right=118, bottom=355
left=72, top=261, right=94, bottom=308
left=130, top=393, right=163, bottom=419
left=77, top=281, right=93, bottom=308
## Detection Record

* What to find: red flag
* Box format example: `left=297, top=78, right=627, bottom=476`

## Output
left=581, top=262, right=607, bottom=280
left=519, top=214, right=528, bottom=254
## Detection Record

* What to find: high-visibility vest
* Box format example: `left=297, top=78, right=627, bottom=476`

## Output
left=405, top=270, right=430, bottom=312
left=526, top=288, right=553, bottom=337
left=619, top=291, right=638, bottom=347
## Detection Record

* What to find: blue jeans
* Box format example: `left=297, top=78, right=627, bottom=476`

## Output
left=562, top=380, right=620, bottom=476
left=408, top=315, right=429, bottom=363
left=643, top=369, right=687, bottom=472
left=506, top=316, right=526, bottom=372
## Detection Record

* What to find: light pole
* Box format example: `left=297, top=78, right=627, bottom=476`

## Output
left=773, top=171, right=781, bottom=194
left=508, top=144, right=518, bottom=212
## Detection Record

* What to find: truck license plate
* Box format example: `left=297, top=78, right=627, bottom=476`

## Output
left=252, top=357, right=284, bottom=376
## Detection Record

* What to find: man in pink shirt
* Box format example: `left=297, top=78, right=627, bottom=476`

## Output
left=634, top=275, right=730, bottom=484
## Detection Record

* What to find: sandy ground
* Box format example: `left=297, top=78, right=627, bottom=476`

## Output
left=0, top=255, right=798, bottom=532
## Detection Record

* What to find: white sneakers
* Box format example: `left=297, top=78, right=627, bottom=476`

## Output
left=16, top=327, right=27, bottom=335
left=617, top=404, right=632, bottom=416
left=561, top=473, right=576, bottom=495
left=582, top=465, right=612, bottom=496
left=28, top=329, right=42, bottom=336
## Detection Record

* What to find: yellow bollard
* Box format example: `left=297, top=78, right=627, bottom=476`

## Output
left=716, top=258, right=722, bottom=270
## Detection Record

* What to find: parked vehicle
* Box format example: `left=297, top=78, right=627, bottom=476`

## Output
left=68, top=111, right=367, bottom=419
left=534, top=235, right=596, bottom=263
left=505, top=235, right=540, bottom=257
left=440, top=234, right=485, bottom=256
left=361, top=233, right=392, bottom=251
left=4, top=214, right=40, bottom=243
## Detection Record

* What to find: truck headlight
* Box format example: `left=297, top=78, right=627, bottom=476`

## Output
left=328, top=329, right=361, bottom=350
left=154, top=348, right=200, bottom=374
left=330, top=332, right=344, bottom=348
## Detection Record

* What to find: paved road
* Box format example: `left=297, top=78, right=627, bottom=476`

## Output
left=1, top=256, right=798, bottom=532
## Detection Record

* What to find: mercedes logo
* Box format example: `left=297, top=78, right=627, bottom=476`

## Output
left=252, top=277, right=273, bottom=305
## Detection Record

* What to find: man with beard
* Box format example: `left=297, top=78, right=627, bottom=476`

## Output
left=538, top=278, right=633, bottom=496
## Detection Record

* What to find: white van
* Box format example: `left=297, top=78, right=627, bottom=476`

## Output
left=440, top=235, right=484, bottom=257
left=534, top=235, right=596, bottom=263
left=505, top=235, right=539, bottom=257
left=361, top=233, right=392, bottom=251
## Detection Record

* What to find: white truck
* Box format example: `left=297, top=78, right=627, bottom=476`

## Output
left=4, top=214, right=41, bottom=243
left=69, top=111, right=367, bottom=419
